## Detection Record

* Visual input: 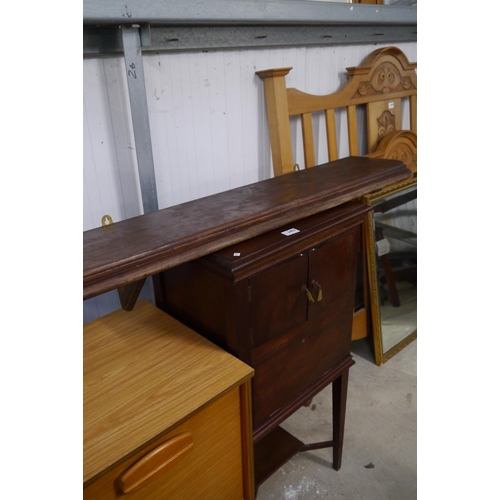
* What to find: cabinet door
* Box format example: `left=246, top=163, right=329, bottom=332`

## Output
left=307, top=229, right=355, bottom=320
left=249, top=226, right=360, bottom=429
left=249, top=228, right=357, bottom=350
left=249, top=253, right=309, bottom=349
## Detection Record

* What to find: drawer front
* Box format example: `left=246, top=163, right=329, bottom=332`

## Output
left=84, top=387, right=246, bottom=500
left=251, top=297, right=353, bottom=429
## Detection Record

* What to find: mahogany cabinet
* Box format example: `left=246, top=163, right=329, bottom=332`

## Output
left=154, top=200, right=371, bottom=485
left=83, top=156, right=410, bottom=495
left=84, top=300, right=255, bottom=499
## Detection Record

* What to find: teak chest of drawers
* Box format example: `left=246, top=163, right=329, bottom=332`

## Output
left=155, top=201, right=371, bottom=485
left=83, top=300, right=255, bottom=499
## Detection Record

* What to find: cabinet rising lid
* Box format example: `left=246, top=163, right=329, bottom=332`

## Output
left=202, top=201, right=371, bottom=280
left=84, top=156, right=410, bottom=300
left=83, top=300, right=253, bottom=483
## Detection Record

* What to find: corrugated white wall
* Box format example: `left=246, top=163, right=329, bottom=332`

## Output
left=83, top=41, right=417, bottom=322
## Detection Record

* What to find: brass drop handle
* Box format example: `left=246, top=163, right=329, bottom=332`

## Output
left=312, top=280, right=323, bottom=302
left=301, top=284, right=315, bottom=302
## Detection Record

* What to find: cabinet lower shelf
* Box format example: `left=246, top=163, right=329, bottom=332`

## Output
left=254, top=426, right=304, bottom=487
left=253, top=356, right=354, bottom=487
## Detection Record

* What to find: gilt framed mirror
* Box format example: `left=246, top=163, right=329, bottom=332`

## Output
left=363, top=177, right=417, bottom=365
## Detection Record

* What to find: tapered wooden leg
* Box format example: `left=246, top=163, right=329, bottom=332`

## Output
left=332, top=368, right=350, bottom=471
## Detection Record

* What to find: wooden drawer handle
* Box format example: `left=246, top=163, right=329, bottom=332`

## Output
left=117, top=431, right=194, bottom=494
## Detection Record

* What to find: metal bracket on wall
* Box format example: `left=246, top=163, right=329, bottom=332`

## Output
left=139, top=23, right=151, bottom=47
left=121, top=24, right=159, bottom=214
left=83, top=0, right=416, bottom=56
left=84, top=24, right=417, bottom=56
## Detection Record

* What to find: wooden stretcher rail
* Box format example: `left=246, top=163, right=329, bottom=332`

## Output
left=83, top=156, right=411, bottom=300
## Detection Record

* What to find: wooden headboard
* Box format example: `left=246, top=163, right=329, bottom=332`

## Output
left=256, top=46, right=417, bottom=177
left=257, top=47, right=417, bottom=343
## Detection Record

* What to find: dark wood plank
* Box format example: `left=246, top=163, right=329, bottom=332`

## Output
left=84, top=156, right=410, bottom=300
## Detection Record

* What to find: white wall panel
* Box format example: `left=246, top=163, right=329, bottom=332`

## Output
left=83, top=41, right=416, bottom=322
left=83, top=57, right=143, bottom=231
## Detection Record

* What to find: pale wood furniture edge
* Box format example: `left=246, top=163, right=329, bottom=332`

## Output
left=84, top=386, right=250, bottom=499
left=257, top=68, right=294, bottom=175
left=240, top=380, right=255, bottom=500
left=84, top=300, right=254, bottom=484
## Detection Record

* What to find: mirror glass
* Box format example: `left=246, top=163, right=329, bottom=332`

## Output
left=364, top=178, right=417, bottom=365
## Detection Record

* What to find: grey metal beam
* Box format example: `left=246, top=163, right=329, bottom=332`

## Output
left=83, top=0, right=416, bottom=26
left=83, top=24, right=416, bottom=56
left=121, top=25, right=159, bottom=214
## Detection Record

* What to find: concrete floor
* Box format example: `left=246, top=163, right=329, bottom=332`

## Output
left=256, top=337, right=417, bottom=500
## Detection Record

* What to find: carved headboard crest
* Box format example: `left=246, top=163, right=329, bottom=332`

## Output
left=347, top=47, right=417, bottom=99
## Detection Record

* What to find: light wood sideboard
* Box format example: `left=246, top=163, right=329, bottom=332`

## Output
left=84, top=300, right=255, bottom=499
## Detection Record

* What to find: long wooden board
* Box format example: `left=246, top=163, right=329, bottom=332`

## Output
left=84, top=156, right=410, bottom=300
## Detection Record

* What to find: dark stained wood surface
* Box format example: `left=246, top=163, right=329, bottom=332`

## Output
left=84, top=156, right=410, bottom=300
left=254, top=426, right=304, bottom=487
left=157, top=202, right=363, bottom=435
left=201, top=201, right=370, bottom=281
left=156, top=200, right=364, bottom=481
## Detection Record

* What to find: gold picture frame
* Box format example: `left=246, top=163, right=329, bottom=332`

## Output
left=363, top=177, right=417, bottom=366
